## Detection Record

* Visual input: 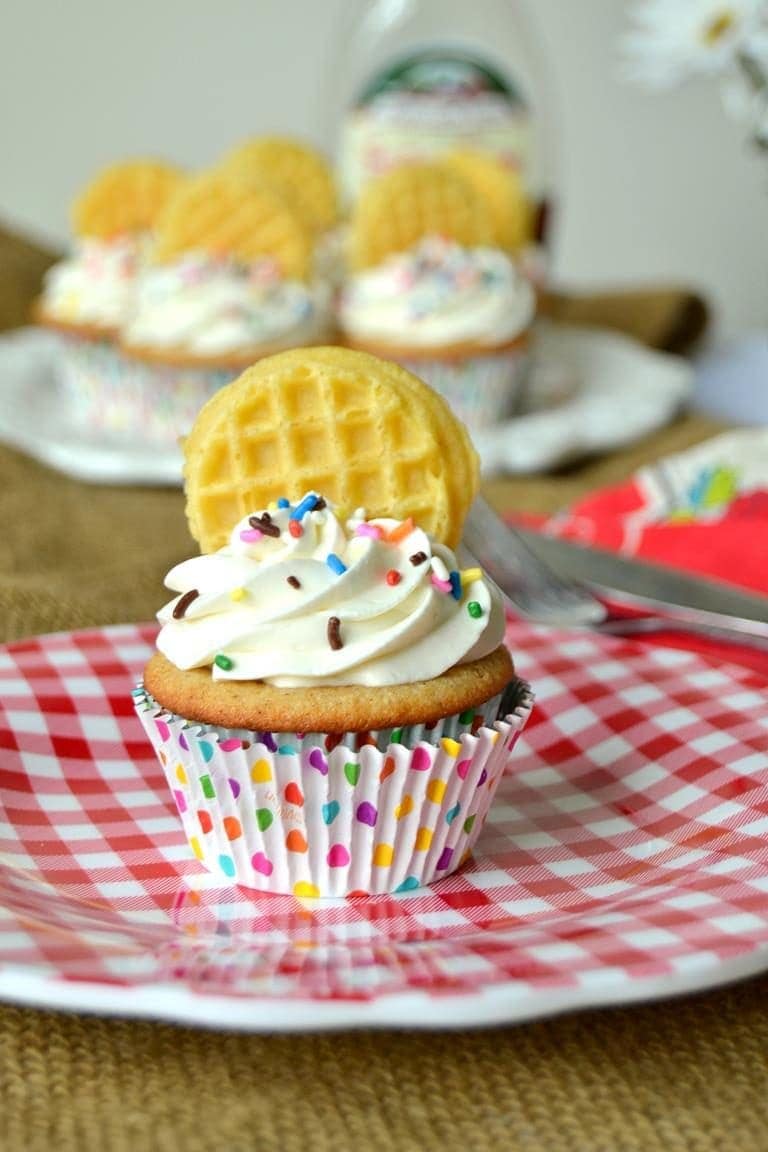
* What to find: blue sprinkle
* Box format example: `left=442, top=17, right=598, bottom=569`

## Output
left=326, top=552, right=347, bottom=576
left=449, top=570, right=462, bottom=601
left=290, top=493, right=319, bottom=520
left=277, top=744, right=297, bottom=755
left=277, top=497, right=290, bottom=509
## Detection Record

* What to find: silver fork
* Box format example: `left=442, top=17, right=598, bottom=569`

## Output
left=462, top=495, right=768, bottom=651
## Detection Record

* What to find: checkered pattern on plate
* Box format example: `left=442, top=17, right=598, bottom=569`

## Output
left=1, top=622, right=767, bottom=1009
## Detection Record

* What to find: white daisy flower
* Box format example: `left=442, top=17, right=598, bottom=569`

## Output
left=620, top=0, right=768, bottom=88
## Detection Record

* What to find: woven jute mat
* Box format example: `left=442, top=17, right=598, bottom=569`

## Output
left=2, top=223, right=767, bottom=1152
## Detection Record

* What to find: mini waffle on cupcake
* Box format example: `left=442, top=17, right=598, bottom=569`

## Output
left=340, top=162, right=535, bottom=437
left=134, top=347, right=533, bottom=896
left=218, top=135, right=339, bottom=241
left=116, top=171, right=334, bottom=445
left=217, top=134, right=345, bottom=287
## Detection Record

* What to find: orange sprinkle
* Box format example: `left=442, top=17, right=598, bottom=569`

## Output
left=384, top=517, right=414, bottom=544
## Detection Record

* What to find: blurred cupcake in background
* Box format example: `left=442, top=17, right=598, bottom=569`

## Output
left=33, top=159, right=185, bottom=430
left=339, top=159, right=536, bottom=436
left=217, top=135, right=346, bottom=287
left=116, top=170, right=334, bottom=445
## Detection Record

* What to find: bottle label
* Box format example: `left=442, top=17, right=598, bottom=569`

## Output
left=340, top=49, right=535, bottom=201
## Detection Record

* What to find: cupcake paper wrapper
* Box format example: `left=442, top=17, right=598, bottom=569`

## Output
left=133, top=680, right=534, bottom=897
left=397, top=344, right=530, bottom=436
left=55, top=330, right=240, bottom=444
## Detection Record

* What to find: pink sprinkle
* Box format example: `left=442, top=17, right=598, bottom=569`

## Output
left=355, top=523, right=383, bottom=539
left=431, top=574, right=453, bottom=593
left=240, top=528, right=263, bottom=543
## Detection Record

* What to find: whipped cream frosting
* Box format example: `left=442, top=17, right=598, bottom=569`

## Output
left=122, top=254, right=330, bottom=354
left=40, top=237, right=140, bottom=329
left=156, top=494, right=505, bottom=688
left=339, top=236, right=535, bottom=349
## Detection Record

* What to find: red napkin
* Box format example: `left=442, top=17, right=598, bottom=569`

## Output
left=518, top=430, right=768, bottom=676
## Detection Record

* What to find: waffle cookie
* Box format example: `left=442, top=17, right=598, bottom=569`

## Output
left=348, top=163, right=494, bottom=271
left=72, top=160, right=185, bottom=240
left=151, top=171, right=312, bottom=280
left=182, top=346, right=480, bottom=552
left=443, top=150, right=533, bottom=253
left=221, top=136, right=339, bottom=236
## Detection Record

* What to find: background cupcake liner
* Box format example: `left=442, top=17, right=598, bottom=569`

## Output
left=133, top=679, right=533, bottom=897
left=396, top=343, right=530, bottom=436
left=117, top=355, right=243, bottom=445
left=54, top=330, right=241, bottom=445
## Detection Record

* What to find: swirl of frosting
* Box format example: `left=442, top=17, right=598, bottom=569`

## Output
left=40, top=237, right=139, bottom=329
left=156, top=494, right=505, bottom=687
left=339, top=236, right=535, bottom=349
left=122, top=254, right=330, bottom=354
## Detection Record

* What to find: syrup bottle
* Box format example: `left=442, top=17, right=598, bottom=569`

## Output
left=328, top=0, right=557, bottom=266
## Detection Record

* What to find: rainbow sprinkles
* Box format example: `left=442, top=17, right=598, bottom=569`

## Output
left=153, top=492, right=493, bottom=687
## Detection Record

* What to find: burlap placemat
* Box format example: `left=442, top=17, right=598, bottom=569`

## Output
left=2, top=224, right=766, bottom=1152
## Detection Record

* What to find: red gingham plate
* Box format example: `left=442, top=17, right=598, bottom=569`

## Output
left=1, top=622, right=767, bottom=1031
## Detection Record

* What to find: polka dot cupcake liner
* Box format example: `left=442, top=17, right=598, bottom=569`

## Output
left=55, top=331, right=241, bottom=445
left=132, top=679, right=533, bottom=897
left=394, top=343, right=530, bottom=439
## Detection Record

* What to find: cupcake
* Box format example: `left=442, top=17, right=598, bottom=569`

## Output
left=117, top=172, right=334, bottom=445
left=133, top=347, right=533, bottom=896
left=33, top=159, right=185, bottom=433
left=340, top=162, right=535, bottom=436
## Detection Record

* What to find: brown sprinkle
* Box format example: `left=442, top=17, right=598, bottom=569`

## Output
left=327, top=615, right=343, bottom=650
left=314, top=497, right=327, bottom=511
left=409, top=551, right=428, bottom=566
left=249, top=514, right=281, bottom=538
left=287, top=575, right=301, bottom=589
left=172, top=589, right=200, bottom=619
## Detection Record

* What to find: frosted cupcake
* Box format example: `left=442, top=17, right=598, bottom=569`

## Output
left=340, top=235, right=535, bottom=434
left=135, top=494, right=532, bottom=896
left=133, top=346, right=533, bottom=896
left=341, top=162, right=535, bottom=435
left=117, top=172, right=333, bottom=445
left=33, top=159, right=184, bottom=432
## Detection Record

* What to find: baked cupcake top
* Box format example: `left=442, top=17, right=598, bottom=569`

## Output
left=339, top=236, right=535, bottom=350
left=155, top=493, right=505, bottom=689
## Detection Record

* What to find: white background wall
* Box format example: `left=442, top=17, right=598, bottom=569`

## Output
left=1, top=0, right=765, bottom=338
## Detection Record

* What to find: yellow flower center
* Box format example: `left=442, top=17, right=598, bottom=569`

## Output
left=702, top=9, right=736, bottom=46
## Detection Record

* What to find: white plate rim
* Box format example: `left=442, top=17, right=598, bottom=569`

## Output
left=0, top=945, right=766, bottom=1032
